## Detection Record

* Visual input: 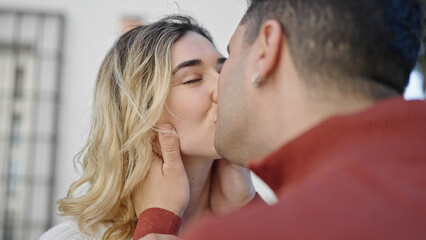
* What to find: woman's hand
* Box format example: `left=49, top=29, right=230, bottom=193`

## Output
left=209, top=159, right=256, bottom=216
left=132, top=124, right=190, bottom=217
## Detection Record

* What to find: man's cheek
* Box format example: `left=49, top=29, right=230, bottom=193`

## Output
left=218, top=75, right=227, bottom=93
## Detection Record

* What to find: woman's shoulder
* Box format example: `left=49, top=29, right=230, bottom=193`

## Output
left=39, top=219, right=103, bottom=240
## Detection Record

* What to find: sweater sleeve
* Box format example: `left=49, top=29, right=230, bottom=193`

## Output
left=133, top=208, right=182, bottom=240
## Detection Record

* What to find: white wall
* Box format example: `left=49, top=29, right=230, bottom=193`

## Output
left=0, top=0, right=257, bottom=225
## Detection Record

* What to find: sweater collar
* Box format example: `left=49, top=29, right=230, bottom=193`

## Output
left=248, top=97, right=425, bottom=194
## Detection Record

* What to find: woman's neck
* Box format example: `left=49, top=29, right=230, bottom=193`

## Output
left=180, top=157, right=214, bottom=227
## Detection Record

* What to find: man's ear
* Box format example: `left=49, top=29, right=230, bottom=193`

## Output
left=255, top=19, right=283, bottom=81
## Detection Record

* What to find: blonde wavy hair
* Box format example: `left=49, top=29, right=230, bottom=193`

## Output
left=56, top=15, right=213, bottom=240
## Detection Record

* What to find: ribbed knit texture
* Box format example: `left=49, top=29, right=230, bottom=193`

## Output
left=133, top=208, right=182, bottom=240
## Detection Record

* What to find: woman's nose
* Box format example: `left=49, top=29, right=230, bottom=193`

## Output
left=212, top=73, right=218, bottom=104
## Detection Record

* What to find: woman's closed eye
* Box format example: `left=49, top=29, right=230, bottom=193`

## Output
left=183, top=78, right=202, bottom=85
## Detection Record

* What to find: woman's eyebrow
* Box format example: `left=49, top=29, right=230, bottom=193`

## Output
left=172, top=59, right=202, bottom=75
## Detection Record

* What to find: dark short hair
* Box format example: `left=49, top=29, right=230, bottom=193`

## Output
left=241, top=0, right=424, bottom=99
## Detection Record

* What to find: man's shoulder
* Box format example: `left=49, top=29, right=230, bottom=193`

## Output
left=184, top=163, right=426, bottom=240
left=184, top=200, right=289, bottom=240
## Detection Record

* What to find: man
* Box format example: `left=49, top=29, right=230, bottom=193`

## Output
left=135, top=0, right=426, bottom=239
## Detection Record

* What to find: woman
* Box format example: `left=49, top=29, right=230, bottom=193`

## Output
left=40, top=15, right=255, bottom=240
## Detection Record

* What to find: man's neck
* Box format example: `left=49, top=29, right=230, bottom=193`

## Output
left=280, top=92, right=375, bottom=148
left=180, top=157, right=214, bottom=226
left=264, top=77, right=376, bottom=158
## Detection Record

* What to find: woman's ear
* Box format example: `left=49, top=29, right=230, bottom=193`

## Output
left=255, top=19, right=283, bottom=81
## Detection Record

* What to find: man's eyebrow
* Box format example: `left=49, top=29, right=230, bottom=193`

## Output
left=227, top=45, right=230, bottom=54
left=172, top=59, right=202, bottom=75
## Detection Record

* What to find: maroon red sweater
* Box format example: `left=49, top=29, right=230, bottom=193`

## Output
left=134, top=97, right=426, bottom=240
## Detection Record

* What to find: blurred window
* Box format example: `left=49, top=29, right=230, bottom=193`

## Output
left=0, top=9, right=64, bottom=240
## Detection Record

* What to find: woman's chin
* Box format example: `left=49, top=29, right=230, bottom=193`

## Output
left=181, top=151, right=221, bottom=161
left=180, top=145, right=221, bottom=160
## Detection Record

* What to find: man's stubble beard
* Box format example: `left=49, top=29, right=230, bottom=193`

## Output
left=214, top=60, right=253, bottom=166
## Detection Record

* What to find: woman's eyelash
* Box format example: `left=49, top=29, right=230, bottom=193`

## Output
left=183, top=79, right=202, bottom=84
